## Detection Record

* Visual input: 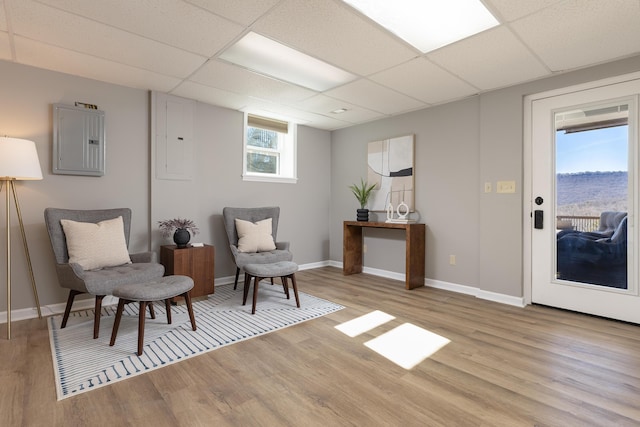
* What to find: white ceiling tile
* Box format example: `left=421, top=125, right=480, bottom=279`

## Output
left=0, top=2, right=6, bottom=31
left=324, top=79, right=426, bottom=115
left=36, top=0, right=244, bottom=57
left=1, top=0, right=639, bottom=131
left=253, top=0, right=418, bottom=76
left=14, top=36, right=181, bottom=91
left=370, top=57, right=478, bottom=104
left=295, top=94, right=385, bottom=123
left=8, top=1, right=207, bottom=78
left=239, top=97, right=363, bottom=129
left=170, top=81, right=250, bottom=111
left=0, top=32, right=11, bottom=61
left=510, top=0, right=640, bottom=72
left=239, top=101, right=313, bottom=125
left=428, top=26, right=549, bottom=90
left=185, top=0, right=281, bottom=26
left=297, top=115, right=352, bottom=131
left=190, top=60, right=317, bottom=103
left=484, top=0, right=564, bottom=22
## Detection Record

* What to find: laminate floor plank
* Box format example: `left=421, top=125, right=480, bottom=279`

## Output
left=2, top=266, right=640, bottom=426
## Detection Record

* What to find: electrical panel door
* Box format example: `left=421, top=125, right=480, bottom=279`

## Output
left=53, top=104, right=105, bottom=176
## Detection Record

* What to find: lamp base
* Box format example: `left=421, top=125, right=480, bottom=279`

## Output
left=3, top=179, right=42, bottom=340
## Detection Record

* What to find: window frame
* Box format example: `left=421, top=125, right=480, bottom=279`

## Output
left=242, top=113, right=298, bottom=184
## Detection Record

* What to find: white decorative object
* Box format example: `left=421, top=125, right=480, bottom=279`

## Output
left=368, top=134, right=415, bottom=212
left=385, top=201, right=416, bottom=223
left=396, top=201, right=409, bottom=220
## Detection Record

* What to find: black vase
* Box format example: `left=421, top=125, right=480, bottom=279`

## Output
left=173, top=228, right=191, bottom=248
left=356, top=208, right=369, bottom=222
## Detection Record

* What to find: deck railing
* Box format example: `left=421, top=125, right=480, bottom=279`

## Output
left=556, top=215, right=600, bottom=232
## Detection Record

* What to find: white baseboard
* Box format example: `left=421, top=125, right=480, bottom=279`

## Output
left=0, top=295, right=120, bottom=324
left=0, top=261, right=524, bottom=324
left=426, top=279, right=525, bottom=307
left=330, top=261, right=525, bottom=308
left=363, top=266, right=405, bottom=282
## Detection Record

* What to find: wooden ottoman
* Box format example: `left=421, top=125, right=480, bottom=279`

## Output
left=243, top=261, right=300, bottom=314
left=109, top=275, right=197, bottom=356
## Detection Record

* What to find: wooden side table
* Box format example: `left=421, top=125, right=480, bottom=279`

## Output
left=160, top=244, right=215, bottom=298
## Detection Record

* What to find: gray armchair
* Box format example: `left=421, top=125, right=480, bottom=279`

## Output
left=44, top=208, right=165, bottom=338
left=222, top=207, right=293, bottom=289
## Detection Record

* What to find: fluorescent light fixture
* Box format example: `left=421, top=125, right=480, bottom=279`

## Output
left=343, top=0, right=499, bottom=53
left=220, top=32, right=357, bottom=92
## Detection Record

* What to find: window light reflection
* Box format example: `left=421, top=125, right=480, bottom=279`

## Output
left=335, top=310, right=395, bottom=337
left=364, top=323, right=450, bottom=369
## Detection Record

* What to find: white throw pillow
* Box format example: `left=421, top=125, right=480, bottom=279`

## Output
left=235, top=218, right=276, bottom=253
left=60, top=216, right=132, bottom=270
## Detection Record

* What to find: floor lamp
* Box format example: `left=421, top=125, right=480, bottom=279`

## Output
left=0, top=137, right=43, bottom=340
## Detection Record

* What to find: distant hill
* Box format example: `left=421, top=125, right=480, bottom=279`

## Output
left=557, top=171, right=627, bottom=216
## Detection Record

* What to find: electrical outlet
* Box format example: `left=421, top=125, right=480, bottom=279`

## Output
left=484, top=182, right=492, bottom=193
left=363, top=244, right=367, bottom=254
left=449, top=255, right=456, bottom=265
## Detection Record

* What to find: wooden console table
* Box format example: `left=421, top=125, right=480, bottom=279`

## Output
left=343, top=221, right=426, bottom=290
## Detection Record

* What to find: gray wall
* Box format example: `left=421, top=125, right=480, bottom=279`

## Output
left=331, top=54, right=640, bottom=298
left=331, top=98, right=481, bottom=287
left=2, top=52, right=640, bottom=317
left=151, top=98, right=332, bottom=280
left=0, top=60, right=331, bottom=316
left=0, top=60, right=150, bottom=313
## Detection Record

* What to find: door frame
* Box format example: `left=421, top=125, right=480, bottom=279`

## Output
left=523, top=71, right=640, bottom=305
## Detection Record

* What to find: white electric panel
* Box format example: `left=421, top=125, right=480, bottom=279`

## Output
left=53, top=104, right=105, bottom=176
left=154, top=93, right=194, bottom=181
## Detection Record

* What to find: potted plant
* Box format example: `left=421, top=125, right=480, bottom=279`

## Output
left=349, top=178, right=377, bottom=221
left=158, top=218, right=199, bottom=248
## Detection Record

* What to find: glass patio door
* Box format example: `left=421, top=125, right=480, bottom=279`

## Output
left=529, top=78, right=640, bottom=323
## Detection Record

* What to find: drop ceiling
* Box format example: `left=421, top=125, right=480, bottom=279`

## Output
left=1, top=0, right=640, bottom=130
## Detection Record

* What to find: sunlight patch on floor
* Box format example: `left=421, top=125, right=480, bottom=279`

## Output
left=364, top=323, right=450, bottom=369
left=334, top=310, right=395, bottom=337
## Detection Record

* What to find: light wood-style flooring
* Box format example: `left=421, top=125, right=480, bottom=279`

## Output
left=2, top=266, right=640, bottom=426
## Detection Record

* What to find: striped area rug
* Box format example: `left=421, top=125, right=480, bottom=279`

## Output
left=48, top=284, right=343, bottom=400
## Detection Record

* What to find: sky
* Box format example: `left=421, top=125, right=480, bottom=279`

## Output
left=556, top=125, right=629, bottom=174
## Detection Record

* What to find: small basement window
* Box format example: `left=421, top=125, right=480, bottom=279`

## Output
left=243, top=113, right=297, bottom=183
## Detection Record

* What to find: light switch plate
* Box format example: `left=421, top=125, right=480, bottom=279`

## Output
left=497, top=180, right=516, bottom=193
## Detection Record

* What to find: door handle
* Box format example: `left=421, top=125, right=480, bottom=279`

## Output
left=534, top=210, right=543, bottom=229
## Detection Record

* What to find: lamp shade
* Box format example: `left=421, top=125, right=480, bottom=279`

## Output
left=0, top=137, right=43, bottom=180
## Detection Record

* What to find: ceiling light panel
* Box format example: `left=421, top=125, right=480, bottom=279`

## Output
left=251, top=0, right=417, bottom=76
left=342, top=0, right=499, bottom=53
left=219, top=32, right=357, bottom=91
